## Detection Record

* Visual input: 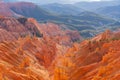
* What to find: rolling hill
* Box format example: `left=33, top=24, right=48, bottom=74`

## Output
left=8, top=2, right=57, bottom=20
left=96, top=5, right=120, bottom=20
left=3, top=0, right=18, bottom=2
left=0, top=3, right=18, bottom=16
left=74, top=0, right=120, bottom=11
left=41, top=3, right=84, bottom=15
left=48, top=12, right=116, bottom=38
left=0, top=2, right=119, bottom=38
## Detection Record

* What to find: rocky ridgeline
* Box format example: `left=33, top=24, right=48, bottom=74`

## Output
left=0, top=16, right=120, bottom=80
left=0, top=17, right=42, bottom=42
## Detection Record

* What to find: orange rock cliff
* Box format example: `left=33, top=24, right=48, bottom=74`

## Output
left=0, top=17, right=120, bottom=80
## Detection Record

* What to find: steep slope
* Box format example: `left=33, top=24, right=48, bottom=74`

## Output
left=38, top=23, right=83, bottom=44
left=0, top=2, right=119, bottom=38
left=93, top=40, right=120, bottom=80
left=0, top=37, right=56, bottom=80
left=0, top=15, right=120, bottom=80
left=0, top=29, right=120, bottom=80
left=53, top=30, right=120, bottom=80
left=0, top=16, right=42, bottom=42
left=0, top=3, right=17, bottom=16
left=0, top=28, right=16, bottom=42
left=0, top=16, right=82, bottom=79
left=28, top=18, right=83, bottom=45
left=57, top=12, right=115, bottom=38
left=0, top=16, right=82, bottom=43
left=8, top=2, right=56, bottom=21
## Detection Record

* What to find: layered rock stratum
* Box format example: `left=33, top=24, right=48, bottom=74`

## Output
left=0, top=16, right=120, bottom=80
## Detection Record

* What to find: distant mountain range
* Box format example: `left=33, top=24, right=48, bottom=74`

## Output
left=96, top=5, right=120, bottom=20
left=1, top=1, right=120, bottom=80
left=74, top=0, right=120, bottom=11
left=41, top=3, right=84, bottom=15
left=8, top=2, right=56, bottom=20
left=3, top=0, right=120, bottom=10
left=3, top=0, right=18, bottom=2
left=0, top=3, right=15, bottom=16
left=0, top=1, right=120, bottom=38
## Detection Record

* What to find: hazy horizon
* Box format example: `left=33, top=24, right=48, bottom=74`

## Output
left=2, top=0, right=114, bottom=4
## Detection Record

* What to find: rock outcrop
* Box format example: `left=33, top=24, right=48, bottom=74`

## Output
left=0, top=17, right=42, bottom=42
left=0, top=17, right=82, bottom=44
left=53, top=31, right=120, bottom=80
left=0, top=37, right=57, bottom=80
left=0, top=16, right=120, bottom=80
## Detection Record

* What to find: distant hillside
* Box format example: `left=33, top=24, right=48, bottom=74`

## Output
left=0, top=1, right=120, bottom=80
left=41, top=3, right=84, bottom=15
left=0, top=17, right=43, bottom=42
left=96, top=5, right=120, bottom=20
left=48, top=12, right=116, bottom=38
left=74, top=1, right=120, bottom=11
left=0, top=16, right=82, bottom=43
left=8, top=2, right=57, bottom=20
left=0, top=2, right=119, bottom=38
left=3, top=0, right=18, bottom=2
left=0, top=3, right=17, bottom=16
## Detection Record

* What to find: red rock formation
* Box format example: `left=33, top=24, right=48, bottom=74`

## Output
left=39, top=23, right=82, bottom=45
left=27, top=18, right=82, bottom=45
left=0, top=16, right=120, bottom=80
left=0, top=36, right=57, bottom=80
left=0, top=17, right=82, bottom=44
left=0, top=17, right=42, bottom=42
left=93, top=40, right=120, bottom=80
left=53, top=31, right=120, bottom=80
left=0, top=29, right=16, bottom=42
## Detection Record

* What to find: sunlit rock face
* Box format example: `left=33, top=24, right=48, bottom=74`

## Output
left=25, top=18, right=82, bottom=46
left=53, top=31, right=120, bottom=80
left=1, top=30, right=120, bottom=80
left=0, top=37, right=56, bottom=80
left=38, top=22, right=82, bottom=46
left=0, top=16, right=120, bottom=80
left=0, top=17, right=42, bottom=42
left=0, top=16, right=82, bottom=44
